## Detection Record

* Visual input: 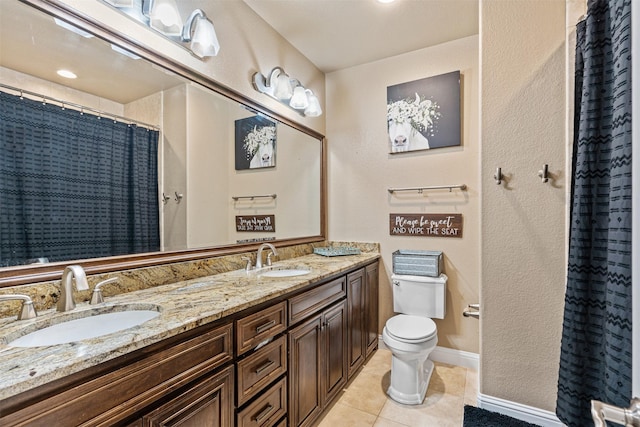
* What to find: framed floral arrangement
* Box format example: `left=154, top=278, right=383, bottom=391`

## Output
left=235, top=115, right=277, bottom=170
left=387, top=70, right=461, bottom=153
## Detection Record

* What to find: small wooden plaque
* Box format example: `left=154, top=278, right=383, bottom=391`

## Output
left=236, top=215, right=275, bottom=232
left=389, top=213, right=463, bottom=238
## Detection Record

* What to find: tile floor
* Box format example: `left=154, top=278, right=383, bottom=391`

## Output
left=314, top=348, right=478, bottom=427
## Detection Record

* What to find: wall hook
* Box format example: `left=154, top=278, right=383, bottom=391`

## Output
left=161, top=193, right=170, bottom=204
left=494, top=167, right=502, bottom=185
left=174, top=192, right=184, bottom=203
left=538, top=164, right=549, bottom=183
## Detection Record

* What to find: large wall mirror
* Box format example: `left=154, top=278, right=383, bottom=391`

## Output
left=0, top=0, right=325, bottom=286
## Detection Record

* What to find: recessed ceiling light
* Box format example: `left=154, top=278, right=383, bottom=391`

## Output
left=57, top=69, right=77, bottom=79
left=377, top=0, right=396, bottom=3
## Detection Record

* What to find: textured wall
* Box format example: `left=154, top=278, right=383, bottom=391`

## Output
left=480, top=0, right=567, bottom=412
left=326, top=36, right=480, bottom=354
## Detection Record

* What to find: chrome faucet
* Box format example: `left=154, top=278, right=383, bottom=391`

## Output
left=0, top=294, right=37, bottom=320
left=90, top=277, right=118, bottom=305
left=255, top=243, right=278, bottom=269
left=57, top=265, right=89, bottom=312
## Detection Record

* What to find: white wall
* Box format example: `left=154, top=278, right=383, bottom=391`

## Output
left=326, top=35, right=480, bottom=354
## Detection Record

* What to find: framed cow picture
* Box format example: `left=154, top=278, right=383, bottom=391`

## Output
left=235, top=115, right=277, bottom=170
left=387, top=70, right=461, bottom=153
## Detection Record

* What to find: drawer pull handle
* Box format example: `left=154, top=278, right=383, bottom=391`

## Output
left=255, top=319, right=276, bottom=334
left=253, top=404, right=274, bottom=422
left=254, top=359, right=275, bottom=375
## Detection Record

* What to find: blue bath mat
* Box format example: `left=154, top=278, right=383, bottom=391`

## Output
left=463, top=405, right=541, bottom=427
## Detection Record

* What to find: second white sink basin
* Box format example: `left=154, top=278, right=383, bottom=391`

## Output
left=9, top=310, right=160, bottom=348
left=260, top=268, right=311, bottom=278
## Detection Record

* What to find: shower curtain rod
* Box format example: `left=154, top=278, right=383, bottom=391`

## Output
left=0, top=83, right=160, bottom=131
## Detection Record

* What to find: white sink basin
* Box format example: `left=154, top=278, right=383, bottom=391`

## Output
left=260, top=268, right=311, bottom=278
left=9, top=310, right=160, bottom=347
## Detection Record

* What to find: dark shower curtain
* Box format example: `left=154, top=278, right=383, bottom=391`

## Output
left=0, top=91, right=160, bottom=266
left=556, top=0, right=633, bottom=426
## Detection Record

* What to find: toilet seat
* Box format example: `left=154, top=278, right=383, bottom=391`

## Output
left=385, top=314, right=437, bottom=343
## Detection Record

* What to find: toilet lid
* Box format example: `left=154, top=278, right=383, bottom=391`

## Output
left=386, top=315, right=437, bottom=342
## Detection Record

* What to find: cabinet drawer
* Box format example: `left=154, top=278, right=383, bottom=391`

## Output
left=237, top=301, right=287, bottom=356
left=237, top=377, right=287, bottom=427
left=237, top=335, right=287, bottom=406
left=141, top=365, right=234, bottom=426
left=289, top=276, right=346, bottom=325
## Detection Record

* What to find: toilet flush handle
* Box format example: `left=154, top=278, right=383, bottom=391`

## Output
left=393, top=280, right=400, bottom=286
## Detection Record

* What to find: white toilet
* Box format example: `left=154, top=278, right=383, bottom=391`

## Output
left=382, top=273, right=447, bottom=405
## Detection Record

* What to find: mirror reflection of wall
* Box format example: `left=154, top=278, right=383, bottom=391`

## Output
left=0, top=0, right=322, bottom=268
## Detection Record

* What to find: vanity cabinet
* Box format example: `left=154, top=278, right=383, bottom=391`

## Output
left=1, top=258, right=379, bottom=427
left=0, top=322, right=234, bottom=426
left=288, top=276, right=348, bottom=427
left=347, top=263, right=379, bottom=379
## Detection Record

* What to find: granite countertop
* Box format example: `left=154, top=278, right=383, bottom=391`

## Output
left=0, top=252, right=379, bottom=401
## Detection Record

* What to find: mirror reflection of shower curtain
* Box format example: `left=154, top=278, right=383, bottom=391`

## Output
left=556, top=1, right=633, bottom=426
left=0, top=91, right=160, bottom=267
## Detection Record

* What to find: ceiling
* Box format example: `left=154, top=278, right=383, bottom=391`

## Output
left=0, top=1, right=183, bottom=104
left=243, top=0, right=479, bottom=73
left=0, top=0, right=479, bottom=104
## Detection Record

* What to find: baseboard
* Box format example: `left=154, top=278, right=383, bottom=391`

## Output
left=378, top=336, right=479, bottom=370
left=477, top=393, right=565, bottom=427
left=430, top=346, right=479, bottom=370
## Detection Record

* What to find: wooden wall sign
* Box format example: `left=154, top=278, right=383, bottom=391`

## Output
left=389, top=213, right=463, bottom=238
left=236, top=215, right=275, bottom=232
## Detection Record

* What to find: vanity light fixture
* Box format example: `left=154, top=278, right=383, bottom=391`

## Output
left=253, top=67, right=323, bottom=117
left=101, top=0, right=220, bottom=60
left=182, top=9, right=220, bottom=58
left=304, top=90, right=323, bottom=117
left=146, top=0, right=183, bottom=36
left=289, top=86, right=309, bottom=110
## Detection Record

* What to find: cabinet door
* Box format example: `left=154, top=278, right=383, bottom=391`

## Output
left=364, top=262, right=379, bottom=357
left=288, top=314, right=322, bottom=427
left=347, top=268, right=365, bottom=378
left=321, top=300, right=347, bottom=406
left=141, top=365, right=234, bottom=427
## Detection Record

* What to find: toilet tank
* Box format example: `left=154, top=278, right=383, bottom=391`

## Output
left=391, top=273, right=447, bottom=319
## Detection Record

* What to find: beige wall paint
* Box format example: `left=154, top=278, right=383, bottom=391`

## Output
left=480, top=0, right=568, bottom=412
left=326, top=36, right=480, bottom=354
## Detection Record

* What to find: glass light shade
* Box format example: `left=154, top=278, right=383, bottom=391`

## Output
left=189, top=16, right=220, bottom=57
left=304, top=91, right=322, bottom=117
left=289, top=86, right=309, bottom=109
left=273, top=71, right=293, bottom=100
left=148, top=0, right=182, bottom=36
left=105, top=0, right=135, bottom=6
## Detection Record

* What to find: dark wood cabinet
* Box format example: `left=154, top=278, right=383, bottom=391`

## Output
left=288, top=285, right=348, bottom=427
left=1, top=322, right=233, bottom=426
left=347, top=268, right=365, bottom=377
left=347, top=262, right=379, bottom=379
left=288, top=312, right=323, bottom=427
left=321, top=300, right=348, bottom=406
left=365, top=262, right=379, bottom=358
left=140, top=365, right=234, bottom=427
